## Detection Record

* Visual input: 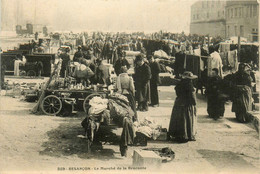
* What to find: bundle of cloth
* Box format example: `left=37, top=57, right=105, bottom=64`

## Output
left=134, top=117, right=161, bottom=140
left=154, top=50, right=169, bottom=59
left=72, top=61, right=94, bottom=81
left=81, top=93, right=136, bottom=156
left=88, top=96, right=108, bottom=115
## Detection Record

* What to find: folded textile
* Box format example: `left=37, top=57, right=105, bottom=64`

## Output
left=135, top=117, right=161, bottom=140
left=88, top=96, right=108, bottom=115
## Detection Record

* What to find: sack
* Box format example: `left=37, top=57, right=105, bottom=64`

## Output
left=74, top=64, right=94, bottom=79
left=85, top=67, right=95, bottom=78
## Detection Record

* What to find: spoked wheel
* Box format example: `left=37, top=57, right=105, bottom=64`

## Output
left=26, top=70, right=36, bottom=77
left=83, top=93, right=102, bottom=113
left=41, top=95, right=62, bottom=116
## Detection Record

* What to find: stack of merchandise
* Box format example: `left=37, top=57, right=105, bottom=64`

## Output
left=81, top=93, right=135, bottom=143
left=134, top=118, right=162, bottom=140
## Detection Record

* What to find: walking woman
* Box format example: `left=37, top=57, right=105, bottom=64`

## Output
left=168, top=71, right=197, bottom=143
left=232, top=63, right=253, bottom=123
left=116, top=66, right=137, bottom=121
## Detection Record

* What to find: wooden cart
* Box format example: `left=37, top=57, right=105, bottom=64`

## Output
left=40, top=88, right=109, bottom=116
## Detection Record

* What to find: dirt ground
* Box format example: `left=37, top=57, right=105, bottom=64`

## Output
left=0, top=85, right=259, bottom=174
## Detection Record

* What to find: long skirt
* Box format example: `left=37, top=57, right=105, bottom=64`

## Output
left=207, top=94, right=225, bottom=118
left=232, top=85, right=252, bottom=123
left=150, top=80, right=159, bottom=105
left=168, top=98, right=197, bottom=141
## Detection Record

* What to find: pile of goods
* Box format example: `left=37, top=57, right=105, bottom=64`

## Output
left=81, top=93, right=164, bottom=147
left=2, top=79, right=44, bottom=101
left=134, top=118, right=161, bottom=140
left=81, top=93, right=135, bottom=143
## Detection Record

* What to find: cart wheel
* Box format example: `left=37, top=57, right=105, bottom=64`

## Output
left=41, top=95, right=62, bottom=116
left=83, top=93, right=102, bottom=113
left=27, top=70, right=36, bottom=77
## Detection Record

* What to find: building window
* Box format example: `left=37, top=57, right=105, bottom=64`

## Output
left=240, top=25, right=244, bottom=37
left=250, top=5, right=252, bottom=17
left=253, top=5, right=257, bottom=16
left=231, top=8, right=233, bottom=18
left=218, top=11, right=220, bottom=17
left=239, top=8, right=242, bottom=17
left=246, top=5, right=249, bottom=17
left=235, top=8, right=237, bottom=17
left=235, top=26, right=237, bottom=36
left=252, top=28, right=258, bottom=42
left=193, top=14, right=195, bottom=20
left=197, top=14, right=199, bottom=19
left=241, top=7, right=244, bottom=17
left=227, top=9, right=229, bottom=18
left=252, top=35, right=258, bottom=42
left=227, top=26, right=230, bottom=37
left=207, top=12, right=209, bottom=18
left=223, top=10, right=224, bottom=15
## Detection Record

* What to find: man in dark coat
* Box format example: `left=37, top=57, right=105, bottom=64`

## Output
left=134, top=55, right=151, bottom=111
left=114, top=52, right=130, bottom=76
left=103, top=40, right=113, bottom=64
left=148, top=55, right=161, bottom=107
left=60, top=48, right=71, bottom=78
left=73, top=46, right=83, bottom=62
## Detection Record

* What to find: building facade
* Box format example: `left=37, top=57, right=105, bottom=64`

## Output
left=226, top=0, right=259, bottom=42
left=190, top=0, right=227, bottom=38
left=190, top=0, right=259, bottom=42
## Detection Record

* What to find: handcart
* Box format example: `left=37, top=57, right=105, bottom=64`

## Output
left=40, top=86, right=110, bottom=116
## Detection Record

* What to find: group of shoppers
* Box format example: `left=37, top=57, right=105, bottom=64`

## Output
left=62, top=42, right=255, bottom=147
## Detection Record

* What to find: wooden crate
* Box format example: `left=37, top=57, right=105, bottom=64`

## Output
left=133, top=150, right=161, bottom=168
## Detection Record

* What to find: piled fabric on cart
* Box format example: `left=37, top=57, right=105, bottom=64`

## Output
left=81, top=93, right=136, bottom=151
left=107, top=93, right=136, bottom=153
left=81, top=96, right=110, bottom=142
left=88, top=96, right=108, bottom=115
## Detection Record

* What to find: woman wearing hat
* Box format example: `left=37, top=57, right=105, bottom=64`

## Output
left=168, top=71, right=197, bottom=143
left=231, top=63, right=253, bottom=123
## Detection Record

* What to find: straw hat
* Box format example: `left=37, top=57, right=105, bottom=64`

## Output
left=181, top=71, right=198, bottom=79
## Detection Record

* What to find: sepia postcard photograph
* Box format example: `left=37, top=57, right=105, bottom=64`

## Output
left=0, top=0, right=259, bottom=173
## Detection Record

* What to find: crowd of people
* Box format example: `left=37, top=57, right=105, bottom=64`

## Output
left=46, top=31, right=257, bottom=147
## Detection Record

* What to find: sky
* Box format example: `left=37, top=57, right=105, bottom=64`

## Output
left=1, top=0, right=199, bottom=33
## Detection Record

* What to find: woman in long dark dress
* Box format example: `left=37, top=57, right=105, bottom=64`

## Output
left=168, top=71, right=197, bottom=143
left=232, top=63, right=253, bottom=123
left=206, top=68, right=225, bottom=120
